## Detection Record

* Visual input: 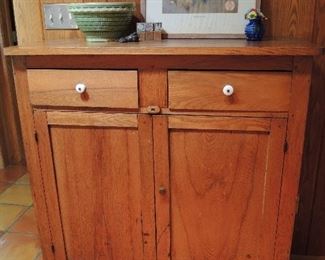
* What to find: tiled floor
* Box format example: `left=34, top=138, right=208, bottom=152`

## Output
left=0, top=165, right=41, bottom=260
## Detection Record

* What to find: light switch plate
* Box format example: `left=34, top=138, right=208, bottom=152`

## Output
left=44, top=4, right=78, bottom=30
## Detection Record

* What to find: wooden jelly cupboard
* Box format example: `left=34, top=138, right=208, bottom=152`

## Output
left=4, top=40, right=321, bottom=260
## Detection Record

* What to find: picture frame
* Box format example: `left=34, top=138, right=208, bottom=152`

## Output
left=141, top=0, right=261, bottom=38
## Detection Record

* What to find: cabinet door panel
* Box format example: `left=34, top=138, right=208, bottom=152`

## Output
left=154, top=116, right=287, bottom=260
left=35, top=111, right=155, bottom=260
left=51, top=127, right=142, bottom=259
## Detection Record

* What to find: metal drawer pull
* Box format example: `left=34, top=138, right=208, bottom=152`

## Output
left=223, top=84, right=234, bottom=96
left=75, top=83, right=87, bottom=94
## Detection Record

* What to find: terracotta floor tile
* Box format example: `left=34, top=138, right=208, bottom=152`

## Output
left=0, top=204, right=26, bottom=231
left=0, top=233, right=40, bottom=260
left=9, top=207, right=38, bottom=234
left=15, top=174, right=30, bottom=185
left=0, top=185, right=33, bottom=206
left=0, top=166, right=26, bottom=183
left=0, top=182, right=10, bottom=193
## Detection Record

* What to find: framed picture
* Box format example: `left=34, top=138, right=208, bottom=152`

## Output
left=142, top=0, right=261, bottom=38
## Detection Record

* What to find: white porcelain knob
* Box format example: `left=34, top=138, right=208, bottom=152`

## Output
left=75, top=83, right=87, bottom=94
left=223, top=84, right=234, bottom=96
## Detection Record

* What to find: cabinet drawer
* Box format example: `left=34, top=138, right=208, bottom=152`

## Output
left=168, top=71, right=291, bottom=112
left=27, top=70, right=138, bottom=109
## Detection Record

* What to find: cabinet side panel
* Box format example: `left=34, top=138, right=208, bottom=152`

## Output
left=275, top=57, right=313, bottom=259
left=305, top=56, right=325, bottom=255
left=12, top=58, right=54, bottom=259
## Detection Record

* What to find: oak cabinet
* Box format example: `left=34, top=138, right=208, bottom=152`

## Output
left=5, top=40, right=319, bottom=260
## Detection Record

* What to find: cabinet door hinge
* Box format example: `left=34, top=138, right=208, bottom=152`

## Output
left=34, top=132, right=39, bottom=143
left=283, top=140, right=288, bottom=153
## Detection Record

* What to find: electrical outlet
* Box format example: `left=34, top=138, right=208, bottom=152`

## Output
left=44, top=4, right=78, bottom=30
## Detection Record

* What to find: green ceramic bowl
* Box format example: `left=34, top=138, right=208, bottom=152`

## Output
left=68, top=2, right=135, bottom=42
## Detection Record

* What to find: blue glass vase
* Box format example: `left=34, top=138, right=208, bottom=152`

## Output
left=245, top=18, right=264, bottom=41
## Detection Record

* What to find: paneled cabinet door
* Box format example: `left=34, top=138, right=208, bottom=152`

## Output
left=33, top=111, right=155, bottom=260
left=153, top=115, right=287, bottom=260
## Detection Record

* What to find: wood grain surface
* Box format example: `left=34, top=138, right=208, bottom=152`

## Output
left=27, top=69, right=138, bottom=109
left=5, top=0, right=324, bottom=258
left=47, top=111, right=138, bottom=127
left=12, top=58, right=55, bottom=259
left=33, top=111, right=67, bottom=260
left=161, top=115, right=287, bottom=259
left=305, top=0, right=325, bottom=252
left=139, top=69, right=168, bottom=108
left=275, top=57, right=313, bottom=259
left=4, top=39, right=322, bottom=57
left=0, top=0, right=23, bottom=166
left=292, top=0, right=325, bottom=256
left=262, top=0, right=316, bottom=40
left=169, top=71, right=291, bottom=112
left=153, top=116, right=170, bottom=260
left=168, top=116, right=271, bottom=132
left=49, top=115, right=144, bottom=259
left=10, top=54, right=316, bottom=259
left=25, top=55, right=294, bottom=71
left=138, top=115, right=157, bottom=259
left=12, top=0, right=44, bottom=46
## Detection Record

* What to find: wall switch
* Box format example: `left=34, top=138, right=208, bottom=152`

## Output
left=44, top=4, right=78, bottom=30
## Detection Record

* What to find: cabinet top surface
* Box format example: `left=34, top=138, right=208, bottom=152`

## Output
left=4, top=39, right=322, bottom=57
